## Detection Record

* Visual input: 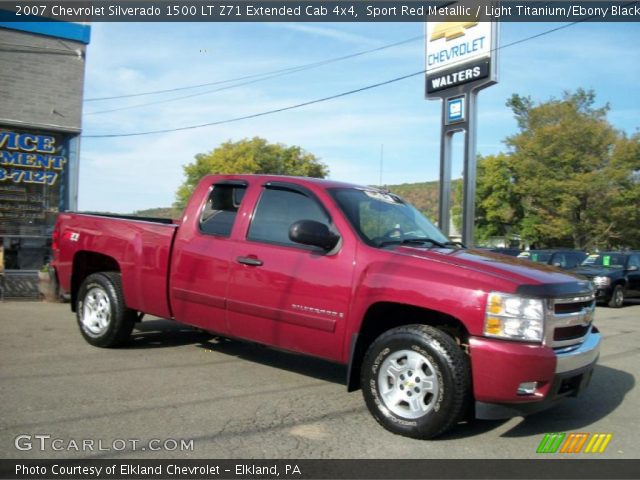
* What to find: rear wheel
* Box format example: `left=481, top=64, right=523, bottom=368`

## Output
left=76, top=272, right=136, bottom=347
left=607, top=285, right=624, bottom=308
left=361, top=324, right=470, bottom=439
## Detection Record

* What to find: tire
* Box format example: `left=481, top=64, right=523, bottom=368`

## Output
left=361, top=324, right=470, bottom=439
left=607, top=285, right=625, bottom=308
left=76, top=272, right=136, bottom=347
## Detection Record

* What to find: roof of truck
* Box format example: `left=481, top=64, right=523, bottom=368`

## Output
left=203, top=174, right=376, bottom=191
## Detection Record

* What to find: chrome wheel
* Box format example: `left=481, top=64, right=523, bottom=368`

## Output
left=81, top=287, right=112, bottom=337
left=608, top=285, right=624, bottom=308
left=377, top=349, right=440, bottom=419
left=613, top=288, right=624, bottom=307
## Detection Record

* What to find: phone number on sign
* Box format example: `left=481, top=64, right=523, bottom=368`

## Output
left=0, top=168, right=57, bottom=186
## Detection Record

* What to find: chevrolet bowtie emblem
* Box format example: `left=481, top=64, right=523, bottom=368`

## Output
left=430, top=22, right=479, bottom=42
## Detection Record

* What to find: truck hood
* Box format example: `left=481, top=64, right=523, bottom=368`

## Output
left=391, top=246, right=591, bottom=296
left=569, top=265, right=623, bottom=278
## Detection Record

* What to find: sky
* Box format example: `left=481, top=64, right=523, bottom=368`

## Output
left=79, top=21, right=640, bottom=213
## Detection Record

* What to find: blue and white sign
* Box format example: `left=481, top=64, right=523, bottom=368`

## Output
left=446, top=97, right=465, bottom=124
left=425, top=22, right=498, bottom=97
left=426, top=22, right=492, bottom=74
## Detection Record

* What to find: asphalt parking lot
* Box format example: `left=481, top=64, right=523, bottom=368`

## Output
left=0, top=300, right=638, bottom=459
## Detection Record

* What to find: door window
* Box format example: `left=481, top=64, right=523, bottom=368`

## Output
left=248, top=187, right=330, bottom=247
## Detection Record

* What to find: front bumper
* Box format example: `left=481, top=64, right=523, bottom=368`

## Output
left=470, top=330, right=601, bottom=420
left=594, top=286, right=613, bottom=302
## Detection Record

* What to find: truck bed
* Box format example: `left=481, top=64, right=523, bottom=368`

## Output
left=54, top=212, right=178, bottom=319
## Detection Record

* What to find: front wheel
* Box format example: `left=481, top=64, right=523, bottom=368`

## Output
left=76, top=272, right=136, bottom=347
left=361, top=324, right=470, bottom=439
left=607, top=285, right=625, bottom=308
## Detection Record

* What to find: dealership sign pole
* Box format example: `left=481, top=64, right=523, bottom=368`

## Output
left=425, top=20, right=499, bottom=245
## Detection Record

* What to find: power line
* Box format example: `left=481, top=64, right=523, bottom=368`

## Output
left=82, top=21, right=589, bottom=139
left=84, top=70, right=425, bottom=138
left=83, top=35, right=423, bottom=105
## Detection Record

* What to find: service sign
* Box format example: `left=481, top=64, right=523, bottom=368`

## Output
left=425, top=22, right=497, bottom=96
left=0, top=129, right=66, bottom=236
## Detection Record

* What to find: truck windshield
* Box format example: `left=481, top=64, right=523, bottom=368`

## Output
left=582, top=253, right=625, bottom=268
left=329, top=188, right=450, bottom=248
left=531, top=253, right=551, bottom=263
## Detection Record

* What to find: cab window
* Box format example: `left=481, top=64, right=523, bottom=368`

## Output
left=199, top=183, right=247, bottom=236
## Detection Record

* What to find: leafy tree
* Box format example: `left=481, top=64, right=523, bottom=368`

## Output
left=493, top=89, right=640, bottom=249
left=605, top=132, right=640, bottom=248
left=175, top=137, right=329, bottom=209
left=474, top=153, right=523, bottom=245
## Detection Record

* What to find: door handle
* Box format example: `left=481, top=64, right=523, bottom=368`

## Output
left=236, top=256, right=263, bottom=266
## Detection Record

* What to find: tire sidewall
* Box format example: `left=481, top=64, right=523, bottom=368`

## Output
left=609, top=285, right=624, bottom=308
left=362, top=330, right=462, bottom=439
left=76, top=274, right=123, bottom=347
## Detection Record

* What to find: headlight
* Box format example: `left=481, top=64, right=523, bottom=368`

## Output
left=592, top=276, right=611, bottom=287
left=484, top=292, right=544, bottom=342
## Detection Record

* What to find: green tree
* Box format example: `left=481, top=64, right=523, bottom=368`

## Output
left=605, top=132, right=640, bottom=248
left=474, top=153, right=523, bottom=245
left=496, top=89, right=640, bottom=249
left=175, top=137, right=329, bottom=209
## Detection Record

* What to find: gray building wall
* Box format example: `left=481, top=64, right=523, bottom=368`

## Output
left=0, top=28, right=86, bottom=132
left=1, top=26, right=88, bottom=297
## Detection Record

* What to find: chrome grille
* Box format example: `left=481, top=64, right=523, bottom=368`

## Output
left=544, top=294, right=596, bottom=349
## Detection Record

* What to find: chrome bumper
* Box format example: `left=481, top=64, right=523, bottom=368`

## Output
left=555, top=331, right=601, bottom=374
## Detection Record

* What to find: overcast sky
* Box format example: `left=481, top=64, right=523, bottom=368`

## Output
left=79, top=21, right=640, bottom=213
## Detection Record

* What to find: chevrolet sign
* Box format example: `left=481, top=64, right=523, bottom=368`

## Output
left=425, top=21, right=497, bottom=96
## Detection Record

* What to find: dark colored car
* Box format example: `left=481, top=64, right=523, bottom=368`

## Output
left=517, top=250, right=587, bottom=270
left=485, top=247, right=522, bottom=257
left=570, top=251, right=640, bottom=307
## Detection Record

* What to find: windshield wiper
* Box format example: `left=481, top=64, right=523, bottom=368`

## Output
left=444, top=240, right=466, bottom=248
left=378, top=237, right=448, bottom=249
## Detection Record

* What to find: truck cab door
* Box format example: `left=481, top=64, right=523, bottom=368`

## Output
left=226, top=183, right=355, bottom=362
left=626, top=254, right=640, bottom=295
left=169, top=181, right=248, bottom=333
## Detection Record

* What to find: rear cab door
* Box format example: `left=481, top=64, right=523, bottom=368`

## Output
left=169, top=179, right=248, bottom=333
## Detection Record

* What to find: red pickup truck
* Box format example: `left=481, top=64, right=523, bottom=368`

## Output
left=51, top=174, right=600, bottom=439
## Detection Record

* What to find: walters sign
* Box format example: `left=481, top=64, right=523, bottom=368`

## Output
left=425, top=21, right=497, bottom=95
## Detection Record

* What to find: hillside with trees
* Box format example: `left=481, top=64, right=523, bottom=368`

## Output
left=134, top=89, right=639, bottom=249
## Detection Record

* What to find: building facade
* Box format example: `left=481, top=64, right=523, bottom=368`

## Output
left=0, top=21, right=90, bottom=297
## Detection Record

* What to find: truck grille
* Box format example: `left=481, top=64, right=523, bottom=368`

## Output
left=554, top=300, right=593, bottom=315
left=545, top=294, right=595, bottom=349
left=553, top=325, right=591, bottom=341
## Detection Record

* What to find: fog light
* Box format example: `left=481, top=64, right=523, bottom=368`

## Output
left=517, top=382, right=538, bottom=395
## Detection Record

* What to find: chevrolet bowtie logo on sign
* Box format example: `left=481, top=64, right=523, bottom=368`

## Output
left=537, top=433, right=613, bottom=454
left=424, top=21, right=495, bottom=94
left=430, top=22, right=479, bottom=42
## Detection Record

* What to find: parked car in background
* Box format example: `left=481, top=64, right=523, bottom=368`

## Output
left=570, top=251, right=640, bottom=307
left=484, top=247, right=522, bottom=257
left=517, top=250, right=587, bottom=270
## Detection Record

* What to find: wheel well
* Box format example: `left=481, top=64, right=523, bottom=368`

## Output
left=70, top=251, right=120, bottom=311
left=346, top=302, right=469, bottom=391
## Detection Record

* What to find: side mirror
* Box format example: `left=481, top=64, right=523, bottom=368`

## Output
left=289, top=220, right=340, bottom=251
